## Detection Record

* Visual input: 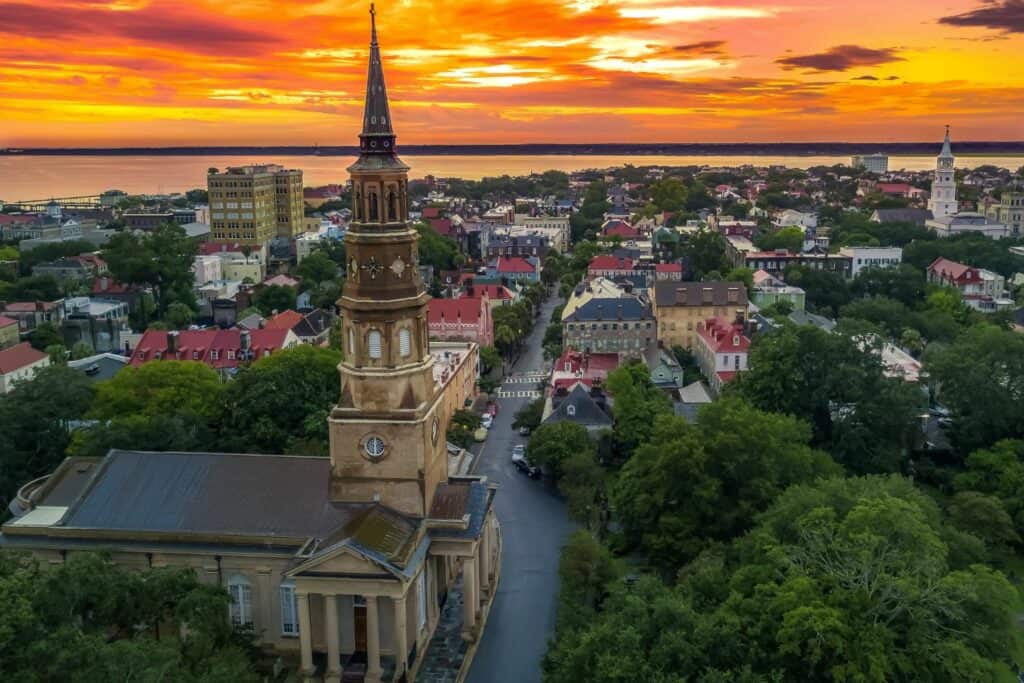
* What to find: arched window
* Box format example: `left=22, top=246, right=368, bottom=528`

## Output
left=279, top=580, right=299, bottom=636
left=399, top=328, right=411, bottom=357
left=348, top=327, right=356, bottom=357
left=387, top=188, right=397, bottom=222
left=354, top=188, right=362, bottom=221
left=368, top=330, right=382, bottom=359
left=227, top=575, right=253, bottom=627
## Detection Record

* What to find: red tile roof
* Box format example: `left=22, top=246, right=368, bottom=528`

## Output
left=603, top=224, right=640, bottom=239
left=0, top=342, right=48, bottom=374
left=263, top=274, right=300, bottom=288
left=92, top=277, right=133, bottom=295
left=655, top=263, right=682, bottom=273
left=422, top=207, right=441, bottom=219
left=0, top=315, right=21, bottom=327
left=264, top=309, right=303, bottom=331
left=429, top=298, right=484, bottom=325
left=468, top=284, right=512, bottom=300
left=496, top=256, right=536, bottom=273
left=876, top=183, right=913, bottom=195
left=129, top=328, right=292, bottom=369
left=0, top=214, right=40, bottom=226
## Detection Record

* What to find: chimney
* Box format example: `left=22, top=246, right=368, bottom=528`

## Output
left=167, top=330, right=179, bottom=353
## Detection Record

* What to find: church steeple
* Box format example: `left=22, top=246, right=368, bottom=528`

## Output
left=359, top=3, right=396, bottom=155
left=939, top=125, right=953, bottom=160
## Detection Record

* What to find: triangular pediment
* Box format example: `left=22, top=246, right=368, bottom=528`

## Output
left=289, top=542, right=397, bottom=579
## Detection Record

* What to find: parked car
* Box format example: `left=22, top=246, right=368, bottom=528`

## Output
left=929, top=405, right=951, bottom=418
left=518, top=426, right=530, bottom=436
left=481, top=414, right=494, bottom=430
left=937, top=417, right=954, bottom=429
left=511, top=446, right=540, bottom=478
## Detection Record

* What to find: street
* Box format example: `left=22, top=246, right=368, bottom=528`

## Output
left=466, top=294, right=572, bottom=683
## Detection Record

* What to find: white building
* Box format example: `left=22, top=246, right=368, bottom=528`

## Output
left=839, top=246, right=903, bottom=278
left=926, top=212, right=1010, bottom=239
left=0, top=342, right=50, bottom=393
left=193, top=254, right=223, bottom=285
left=927, top=127, right=958, bottom=219
left=851, top=154, right=889, bottom=174
left=773, top=209, right=817, bottom=230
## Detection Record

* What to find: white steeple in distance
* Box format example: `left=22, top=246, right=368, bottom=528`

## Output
left=928, top=125, right=957, bottom=219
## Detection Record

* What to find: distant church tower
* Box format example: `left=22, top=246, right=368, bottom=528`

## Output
left=328, top=6, right=447, bottom=517
left=928, top=126, right=957, bottom=219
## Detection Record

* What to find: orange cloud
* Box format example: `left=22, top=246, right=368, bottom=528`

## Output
left=0, top=0, right=1021, bottom=146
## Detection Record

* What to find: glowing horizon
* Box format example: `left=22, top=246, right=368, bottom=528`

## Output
left=1, top=0, right=1022, bottom=148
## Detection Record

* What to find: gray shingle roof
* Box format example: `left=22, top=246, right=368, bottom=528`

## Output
left=653, top=281, right=748, bottom=308
left=563, top=297, right=652, bottom=323
left=544, top=384, right=613, bottom=427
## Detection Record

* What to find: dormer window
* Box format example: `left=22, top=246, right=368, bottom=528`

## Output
left=566, top=404, right=576, bottom=416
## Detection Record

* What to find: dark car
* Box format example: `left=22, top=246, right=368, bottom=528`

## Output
left=513, top=457, right=541, bottom=479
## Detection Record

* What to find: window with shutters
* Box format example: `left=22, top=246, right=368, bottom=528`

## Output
left=228, top=575, right=253, bottom=627
left=368, top=330, right=382, bottom=359
left=399, top=328, right=411, bottom=357
left=280, top=583, right=299, bottom=635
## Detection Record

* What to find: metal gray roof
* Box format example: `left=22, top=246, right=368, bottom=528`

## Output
left=59, top=450, right=359, bottom=540
left=563, top=297, right=652, bottom=322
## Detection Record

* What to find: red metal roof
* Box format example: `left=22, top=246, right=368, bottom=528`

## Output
left=430, top=218, right=453, bottom=236
left=421, top=207, right=441, bottom=219
left=468, top=284, right=512, bottom=300
left=428, top=297, right=484, bottom=325
left=928, top=257, right=977, bottom=283
left=697, top=318, right=750, bottom=353
left=603, top=224, right=640, bottom=238
left=655, top=263, right=682, bottom=273
left=0, top=342, right=48, bottom=374
left=496, top=257, right=536, bottom=273
left=588, top=255, right=634, bottom=271
left=0, top=315, right=17, bottom=328
left=264, top=309, right=303, bottom=331
left=197, top=242, right=244, bottom=256
left=129, top=328, right=291, bottom=368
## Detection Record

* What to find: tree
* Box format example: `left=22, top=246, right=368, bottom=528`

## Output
left=253, top=285, right=297, bottom=316
left=0, top=552, right=260, bottom=681
left=529, top=421, right=593, bottom=481
left=28, top=321, right=63, bottom=350
left=549, top=531, right=621, bottom=636
left=0, top=366, right=94, bottom=511
left=415, top=222, right=463, bottom=271
left=9, top=274, right=62, bottom=301
left=45, top=344, right=67, bottom=365
left=783, top=265, right=852, bottom=316
left=546, top=475, right=1020, bottom=683
left=448, top=409, right=482, bottom=449
left=512, top=397, right=545, bottom=433
left=217, top=346, right=341, bottom=456
left=926, top=325, right=1024, bottom=453
left=542, top=322, right=563, bottom=360
left=103, top=223, right=197, bottom=318
left=479, top=345, right=502, bottom=375
left=613, top=399, right=839, bottom=572
left=724, top=266, right=753, bottom=290
left=682, top=229, right=728, bottom=279
left=735, top=324, right=922, bottom=473
left=69, top=341, right=94, bottom=360
left=71, top=361, right=225, bottom=458
left=756, top=226, right=804, bottom=253
left=296, top=250, right=338, bottom=286
left=164, top=301, right=195, bottom=329
left=851, top=264, right=926, bottom=307
left=954, top=440, right=1024, bottom=543
left=604, top=362, right=671, bottom=459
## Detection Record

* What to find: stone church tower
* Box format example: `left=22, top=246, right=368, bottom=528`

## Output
left=928, top=126, right=957, bottom=219
left=328, top=6, right=448, bottom=517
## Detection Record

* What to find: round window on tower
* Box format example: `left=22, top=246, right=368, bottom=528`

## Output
left=362, top=435, right=387, bottom=462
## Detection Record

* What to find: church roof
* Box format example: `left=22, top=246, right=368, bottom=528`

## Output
left=939, top=126, right=954, bottom=159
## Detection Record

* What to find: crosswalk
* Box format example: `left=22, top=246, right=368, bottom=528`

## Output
left=496, top=389, right=543, bottom=399
left=502, top=373, right=548, bottom=384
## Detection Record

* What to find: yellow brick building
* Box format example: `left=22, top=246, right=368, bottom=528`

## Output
left=652, top=281, right=748, bottom=349
left=208, top=164, right=304, bottom=246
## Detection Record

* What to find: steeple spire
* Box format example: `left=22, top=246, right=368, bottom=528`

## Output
left=940, top=124, right=953, bottom=159
left=359, top=2, right=395, bottom=154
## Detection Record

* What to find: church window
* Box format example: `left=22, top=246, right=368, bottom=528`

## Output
left=388, top=188, right=398, bottom=222
left=399, top=328, right=411, bottom=357
left=349, top=327, right=356, bottom=356
left=369, top=190, right=379, bottom=221
left=280, top=582, right=299, bottom=635
left=228, top=575, right=253, bottom=627
left=368, top=330, right=382, bottom=358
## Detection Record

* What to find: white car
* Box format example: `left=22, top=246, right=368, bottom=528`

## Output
left=481, top=414, right=493, bottom=429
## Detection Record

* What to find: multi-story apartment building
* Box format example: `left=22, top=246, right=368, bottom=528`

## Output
left=851, top=153, right=889, bottom=174
left=652, top=281, right=748, bottom=349
left=927, top=257, right=1013, bottom=313
left=695, top=317, right=750, bottom=395
left=562, top=296, right=655, bottom=358
left=208, top=164, right=303, bottom=246
left=985, top=190, right=1024, bottom=237
left=838, top=246, right=903, bottom=278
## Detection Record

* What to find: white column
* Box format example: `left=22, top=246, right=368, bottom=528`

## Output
left=462, top=556, right=477, bottom=637
left=366, top=596, right=382, bottom=683
left=478, top=540, right=489, bottom=595
left=297, top=591, right=314, bottom=682
left=393, top=593, right=408, bottom=677
left=324, top=594, right=342, bottom=682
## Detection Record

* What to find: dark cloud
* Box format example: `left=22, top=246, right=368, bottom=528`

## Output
left=776, top=45, right=903, bottom=71
left=852, top=75, right=879, bottom=80
left=939, top=1, right=1024, bottom=33
left=673, top=40, right=727, bottom=55
left=0, top=1, right=281, bottom=56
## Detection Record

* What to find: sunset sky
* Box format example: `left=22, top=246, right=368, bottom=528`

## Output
left=1, top=0, right=1023, bottom=146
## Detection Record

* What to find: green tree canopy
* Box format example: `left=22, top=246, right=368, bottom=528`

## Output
left=103, top=223, right=198, bottom=318
left=217, top=345, right=341, bottom=456
left=253, top=285, right=297, bottom=316
left=296, top=250, right=338, bottom=287
left=0, top=552, right=259, bottom=681
left=613, top=398, right=839, bottom=572
left=605, top=361, right=671, bottom=459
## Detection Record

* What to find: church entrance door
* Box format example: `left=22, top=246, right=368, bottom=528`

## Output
left=354, top=604, right=368, bottom=652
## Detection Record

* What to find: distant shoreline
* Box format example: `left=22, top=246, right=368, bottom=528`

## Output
left=3, top=142, right=1024, bottom=157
